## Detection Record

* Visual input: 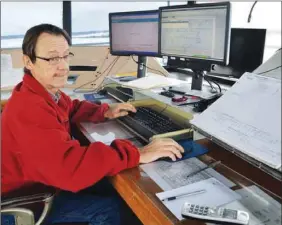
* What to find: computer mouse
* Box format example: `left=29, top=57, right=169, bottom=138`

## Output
left=158, top=140, right=209, bottom=162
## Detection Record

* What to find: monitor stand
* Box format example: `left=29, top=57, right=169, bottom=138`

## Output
left=137, top=56, right=147, bottom=78
left=166, top=57, right=212, bottom=91
left=191, top=70, right=205, bottom=91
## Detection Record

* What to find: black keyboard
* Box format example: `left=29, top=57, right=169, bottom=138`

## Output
left=117, top=107, right=183, bottom=142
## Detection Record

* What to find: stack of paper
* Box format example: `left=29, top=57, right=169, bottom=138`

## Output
left=1, top=68, right=24, bottom=89
left=1, top=54, right=24, bottom=89
left=1, top=54, right=13, bottom=72
left=121, top=73, right=188, bottom=89
left=191, top=72, right=281, bottom=169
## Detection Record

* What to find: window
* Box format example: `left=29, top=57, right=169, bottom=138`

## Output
left=177, top=1, right=281, bottom=62
left=71, top=2, right=167, bottom=46
left=1, top=2, right=63, bottom=49
left=230, top=2, right=281, bottom=62
left=168, top=1, right=189, bottom=6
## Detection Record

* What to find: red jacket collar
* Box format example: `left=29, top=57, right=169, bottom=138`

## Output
left=19, top=74, right=68, bottom=122
left=21, top=74, right=60, bottom=105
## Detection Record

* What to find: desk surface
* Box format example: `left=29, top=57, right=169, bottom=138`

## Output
left=74, top=123, right=281, bottom=225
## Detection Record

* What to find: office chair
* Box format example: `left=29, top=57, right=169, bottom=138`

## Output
left=1, top=102, right=88, bottom=225
left=1, top=184, right=87, bottom=225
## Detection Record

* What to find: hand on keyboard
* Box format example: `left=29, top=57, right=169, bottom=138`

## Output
left=138, top=138, right=184, bottom=164
left=104, top=103, right=136, bottom=119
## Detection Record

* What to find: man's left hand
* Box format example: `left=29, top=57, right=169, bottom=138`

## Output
left=104, top=103, right=137, bottom=119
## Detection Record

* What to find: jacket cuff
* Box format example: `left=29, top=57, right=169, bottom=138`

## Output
left=94, top=103, right=110, bottom=122
left=110, top=139, right=140, bottom=169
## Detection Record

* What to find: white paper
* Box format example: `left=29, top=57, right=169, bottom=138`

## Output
left=253, top=50, right=281, bottom=80
left=140, top=157, right=235, bottom=191
left=1, top=54, right=13, bottom=72
left=121, top=73, right=189, bottom=89
left=221, top=185, right=281, bottom=225
left=191, top=73, right=281, bottom=169
left=156, top=177, right=241, bottom=220
left=1, top=68, right=24, bottom=88
left=81, top=120, right=136, bottom=145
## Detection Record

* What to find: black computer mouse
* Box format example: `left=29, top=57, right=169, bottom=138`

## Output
left=159, top=140, right=194, bottom=162
left=159, top=140, right=209, bottom=162
left=160, top=147, right=193, bottom=162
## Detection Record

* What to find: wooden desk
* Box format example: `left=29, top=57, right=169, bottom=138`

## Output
left=73, top=124, right=281, bottom=225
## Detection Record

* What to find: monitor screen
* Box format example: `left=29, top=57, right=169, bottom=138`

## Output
left=109, top=10, right=160, bottom=56
left=160, top=2, right=231, bottom=65
left=229, top=28, right=266, bottom=73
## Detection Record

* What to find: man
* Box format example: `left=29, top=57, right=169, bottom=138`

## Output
left=1, top=24, right=184, bottom=225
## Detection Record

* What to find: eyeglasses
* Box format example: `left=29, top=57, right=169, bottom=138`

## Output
left=36, top=52, right=74, bottom=65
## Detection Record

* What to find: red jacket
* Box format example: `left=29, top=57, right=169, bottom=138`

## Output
left=1, top=74, right=140, bottom=194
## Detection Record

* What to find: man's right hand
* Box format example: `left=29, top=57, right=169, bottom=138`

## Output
left=138, top=138, right=184, bottom=164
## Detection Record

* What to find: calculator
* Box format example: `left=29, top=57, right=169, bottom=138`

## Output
left=181, top=202, right=249, bottom=225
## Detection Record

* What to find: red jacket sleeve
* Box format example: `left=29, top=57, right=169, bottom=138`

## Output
left=11, top=102, right=140, bottom=193
left=63, top=92, right=109, bottom=124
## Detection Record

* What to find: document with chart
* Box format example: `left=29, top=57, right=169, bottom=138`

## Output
left=140, top=157, right=235, bottom=191
left=191, top=72, right=281, bottom=169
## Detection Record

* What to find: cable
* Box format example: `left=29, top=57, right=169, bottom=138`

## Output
left=204, top=77, right=216, bottom=93
left=131, top=55, right=168, bottom=77
left=210, top=79, right=222, bottom=93
left=205, top=76, right=222, bottom=93
left=159, top=104, right=169, bottom=114
left=73, top=56, right=120, bottom=93
left=247, top=1, right=258, bottom=23
left=94, top=57, right=122, bottom=91
left=257, top=65, right=282, bottom=75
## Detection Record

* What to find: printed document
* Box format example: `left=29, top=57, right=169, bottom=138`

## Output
left=156, top=177, right=241, bottom=220
left=1, top=68, right=24, bottom=88
left=191, top=73, right=281, bottom=169
left=140, top=157, right=235, bottom=191
left=221, top=185, right=281, bottom=225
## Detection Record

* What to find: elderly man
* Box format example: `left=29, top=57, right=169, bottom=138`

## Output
left=1, top=24, right=183, bottom=225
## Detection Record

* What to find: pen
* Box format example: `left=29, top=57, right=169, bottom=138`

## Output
left=187, top=161, right=221, bottom=178
left=162, top=189, right=206, bottom=201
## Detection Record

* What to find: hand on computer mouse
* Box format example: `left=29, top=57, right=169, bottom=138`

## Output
left=138, top=138, right=184, bottom=164
left=104, top=103, right=137, bottom=119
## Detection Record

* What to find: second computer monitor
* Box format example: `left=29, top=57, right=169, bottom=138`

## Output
left=160, top=2, right=231, bottom=65
left=109, top=10, right=159, bottom=56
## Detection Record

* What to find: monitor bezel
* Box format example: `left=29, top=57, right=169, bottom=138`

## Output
left=109, top=10, right=161, bottom=57
left=159, top=2, right=231, bottom=66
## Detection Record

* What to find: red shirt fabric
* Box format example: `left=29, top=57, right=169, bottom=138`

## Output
left=1, top=74, right=140, bottom=194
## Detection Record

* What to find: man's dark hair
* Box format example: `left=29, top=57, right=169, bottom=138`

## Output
left=22, top=24, right=71, bottom=75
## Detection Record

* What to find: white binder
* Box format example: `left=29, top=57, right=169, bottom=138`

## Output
left=190, top=72, right=281, bottom=180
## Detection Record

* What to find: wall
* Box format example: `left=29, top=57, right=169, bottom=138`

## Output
left=1, top=46, right=169, bottom=90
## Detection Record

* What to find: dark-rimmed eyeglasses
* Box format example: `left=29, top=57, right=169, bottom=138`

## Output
left=36, top=52, right=74, bottom=65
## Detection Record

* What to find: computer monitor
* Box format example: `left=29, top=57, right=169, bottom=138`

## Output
left=168, top=28, right=266, bottom=81
left=228, top=28, right=266, bottom=76
left=109, top=10, right=160, bottom=78
left=160, top=2, right=231, bottom=90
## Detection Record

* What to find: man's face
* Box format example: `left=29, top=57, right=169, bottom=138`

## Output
left=24, top=33, right=70, bottom=92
